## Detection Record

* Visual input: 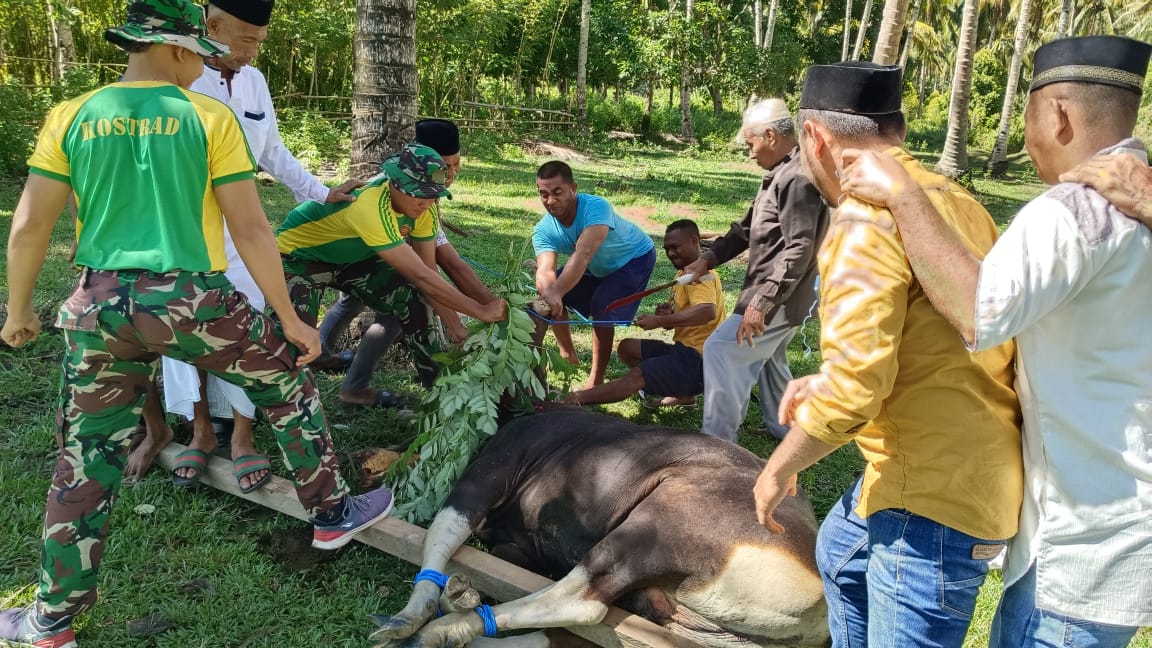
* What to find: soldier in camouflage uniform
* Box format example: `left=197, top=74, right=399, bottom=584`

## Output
left=276, top=142, right=507, bottom=386
left=0, top=1, right=394, bottom=645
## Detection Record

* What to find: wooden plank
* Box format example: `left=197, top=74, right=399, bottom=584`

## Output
left=156, top=443, right=697, bottom=648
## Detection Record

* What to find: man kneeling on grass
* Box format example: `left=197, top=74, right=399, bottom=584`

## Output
left=566, top=220, right=724, bottom=408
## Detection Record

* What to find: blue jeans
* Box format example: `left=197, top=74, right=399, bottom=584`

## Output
left=989, top=565, right=1139, bottom=648
left=700, top=309, right=796, bottom=442
left=817, top=479, right=1003, bottom=647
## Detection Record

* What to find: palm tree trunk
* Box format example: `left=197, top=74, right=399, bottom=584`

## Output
left=351, top=0, right=417, bottom=179
left=872, top=0, right=910, bottom=65
left=576, top=0, right=590, bottom=121
left=935, top=0, right=979, bottom=179
left=987, top=0, right=1033, bottom=176
left=679, top=0, right=695, bottom=139
left=842, top=0, right=854, bottom=60
left=898, top=0, right=922, bottom=68
left=763, top=0, right=779, bottom=50
left=753, top=0, right=763, bottom=47
left=1057, top=0, right=1074, bottom=37
left=851, top=0, right=875, bottom=60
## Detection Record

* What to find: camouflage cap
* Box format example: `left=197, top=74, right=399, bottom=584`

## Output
left=105, top=0, right=229, bottom=57
left=381, top=143, right=452, bottom=199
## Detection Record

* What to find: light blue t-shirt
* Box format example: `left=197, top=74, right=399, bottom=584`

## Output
left=531, top=194, right=655, bottom=277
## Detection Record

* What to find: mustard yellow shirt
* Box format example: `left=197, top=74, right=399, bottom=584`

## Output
left=795, top=148, right=1022, bottom=540
left=671, top=270, right=724, bottom=353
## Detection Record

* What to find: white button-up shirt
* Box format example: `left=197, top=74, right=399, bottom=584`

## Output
left=973, top=140, right=1152, bottom=626
left=191, top=65, right=329, bottom=205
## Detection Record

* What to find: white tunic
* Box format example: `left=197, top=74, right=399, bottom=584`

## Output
left=972, top=140, right=1152, bottom=626
left=162, top=64, right=328, bottom=420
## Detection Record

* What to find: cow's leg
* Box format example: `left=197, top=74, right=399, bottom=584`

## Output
left=371, top=507, right=475, bottom=638
left=466, top=629, right=598, bottom=648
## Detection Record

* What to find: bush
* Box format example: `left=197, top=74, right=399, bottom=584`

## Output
left=0, top=83, right=52, bottom=178
left=276, top=107, right=350, bottom=171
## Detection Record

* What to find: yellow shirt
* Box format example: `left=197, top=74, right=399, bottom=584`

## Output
left=795, top=147, right=1022, bottom=540
left=671, top=270, right=725, bottom=353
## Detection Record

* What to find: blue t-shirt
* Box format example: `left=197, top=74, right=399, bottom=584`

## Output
left=531, top=194, right=655, bottom=277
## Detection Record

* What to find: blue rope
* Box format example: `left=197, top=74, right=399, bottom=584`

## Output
left=475, top=604, right=498, bottom=637
left=414, top=569, right=450, bottom=590
left=526, top=307, right=633, bottom=327
left=462, top=256, right=508, bottom=280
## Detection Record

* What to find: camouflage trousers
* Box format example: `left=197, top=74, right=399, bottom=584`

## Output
left=39, top=268, right=348, bottom=620
left=282, top=255, right=443, bottom=386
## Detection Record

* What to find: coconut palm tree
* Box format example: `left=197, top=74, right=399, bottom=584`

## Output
left=576, top=0, right=590, bottom=120
left=935, top=0, right=979, bottom=179
left=872, top=0, right=911, bottom=65
left=851, top=0, right=875, bottom=59
left=987, top=0, right=1034, bottom=176
left=842, top=0, right=854, bottom=59
left=763, top=0, right=780, bottom=50
left=351, top=0, right=417, bottom=178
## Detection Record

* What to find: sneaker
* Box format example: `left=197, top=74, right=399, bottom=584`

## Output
left=311, top=486, right=395, bottom=550
left=0, top=606, right=77, bottom=648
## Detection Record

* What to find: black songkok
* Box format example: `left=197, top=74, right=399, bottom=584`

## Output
left=800, top=61, right=903, bottom=115
left=415, top=119, right=461, bottom=157
left=1030, top=35, right=1151, bottom=94
left=209, top=0, right=274, bottom=27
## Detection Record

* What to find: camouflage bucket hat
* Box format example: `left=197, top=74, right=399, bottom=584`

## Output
left=105, top=0, right=230, bottom=57
left=381, top=143, right=452, bottom=199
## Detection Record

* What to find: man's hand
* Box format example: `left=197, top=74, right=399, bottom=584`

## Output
left=840, top=149, right=917, bottom=208
left=445, top=317, right=470, bottom=344
left=753, top=466, right=798, bottom=534
left=539, top=288, right=564, bottom=322
left=778, top=374, right=817, bottom=426
left=654, top=302, right=673, bottom=316
left=477, top=299, right=508, bottom=324
left=1060, top=153, right=1152, bottom=226
left=1, top=307, right=41, bottom=348
left=280, top=317, right=322, bottom=366
left=736, top=305, right=766, bottom=346
left=683, top=257, right=709, bottom=284
left=634, top=314, right=664, bottom=330
left=325, top=179, right=365, bottom=203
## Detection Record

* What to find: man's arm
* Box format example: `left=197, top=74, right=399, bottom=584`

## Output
left=436, top=241, right=496, bottom=304
left=840, top=150, right=981, bottom=344
left=216, top=179, right=322, bottom=364
left=755, top=204, right=912, bottom=530
left=1060, top=153, right=1152, bottom=227
left=2, top=174, right=71, bottom=347
left=411, top=238, right=471, bottom=341
left=378, top=242, right=505, bottom=324
left=538, top=224, right=609, bottom=312
left=634, top=303, right=716, bottom=330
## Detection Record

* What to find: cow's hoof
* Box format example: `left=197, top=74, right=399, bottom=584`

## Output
left=441, top=575, right=482, bottom=613
left=368, top=614, right=422, bottom=641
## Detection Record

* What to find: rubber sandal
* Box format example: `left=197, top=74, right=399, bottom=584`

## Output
left=310, top=350, right=355, bottom=373
left=171, top=448, right=210, bottom=489
left=232, top=454, right=272, bottom=494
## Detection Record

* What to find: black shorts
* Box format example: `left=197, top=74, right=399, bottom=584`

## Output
left=637, top=340, right=704, bottom=397
left=556, top=249, right=657, bottom=326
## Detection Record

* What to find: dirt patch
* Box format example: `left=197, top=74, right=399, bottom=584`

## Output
left=519, top=140, right=589, bottom=161
left=618, top=203, right=712, bottom=236
left=256, top=525, right=340, bottom=572
left=668, top=204, right=701, bottom=218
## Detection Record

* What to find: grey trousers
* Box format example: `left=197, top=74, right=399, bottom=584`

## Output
left=319, top=293, right=403, bottom=392
left=701, top=309, right=797, bottom=443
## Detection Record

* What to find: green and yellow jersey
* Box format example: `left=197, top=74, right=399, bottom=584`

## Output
left=276, top=178, right=438, bottom=264
left=27, top=81, right=257, bottom=272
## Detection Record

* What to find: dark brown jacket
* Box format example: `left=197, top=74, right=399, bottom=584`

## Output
left=705, top=148, right=828, bottom=325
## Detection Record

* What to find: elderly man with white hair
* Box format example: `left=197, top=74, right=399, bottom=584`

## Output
left=685, top=98, right=828, bottom=442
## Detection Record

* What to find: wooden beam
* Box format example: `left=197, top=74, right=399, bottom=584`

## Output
left=156, top=443, right=697, bottom=648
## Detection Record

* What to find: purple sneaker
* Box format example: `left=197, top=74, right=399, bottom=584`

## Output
left=0, top=606, right=77, bottom=648
left=312, top=486, right=395, bottom=550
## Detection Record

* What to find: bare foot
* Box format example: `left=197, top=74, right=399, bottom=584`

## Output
left=125, top=424, right=174, bottom=482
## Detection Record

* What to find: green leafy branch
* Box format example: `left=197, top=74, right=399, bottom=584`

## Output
left=388, top=241, right=573, bottom=524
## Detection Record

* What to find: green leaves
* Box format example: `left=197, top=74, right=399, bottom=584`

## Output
left=388, top=239, right=551, bottom=525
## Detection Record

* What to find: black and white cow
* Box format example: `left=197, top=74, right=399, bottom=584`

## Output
left=372, top=409, right=828, bottom=648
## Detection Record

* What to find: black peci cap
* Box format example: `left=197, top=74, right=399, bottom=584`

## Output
left=414, top=119, right=461, bottom=157
left=800, top=61, right=903, bottom=115
left=1030, top=35, right=1151, bottom=94
left=208, top=0, right=274, bottom=27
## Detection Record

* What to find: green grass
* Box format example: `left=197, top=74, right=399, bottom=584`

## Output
left=2, top=143, right=1148, bottom=647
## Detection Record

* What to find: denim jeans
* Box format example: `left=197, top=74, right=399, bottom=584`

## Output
left=817, top=478, right=1003, bottom=647
left=700, top=309, right=796, bottom=442
left=989, top=564, right=1139, bottom=648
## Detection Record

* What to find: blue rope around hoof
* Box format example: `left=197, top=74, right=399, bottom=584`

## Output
left=414, top=569, right=450, bottom=590
left=476, top=604, right=498, bottom=637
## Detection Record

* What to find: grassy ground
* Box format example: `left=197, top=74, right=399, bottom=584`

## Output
left=1, top=141, right=1148, bottom=647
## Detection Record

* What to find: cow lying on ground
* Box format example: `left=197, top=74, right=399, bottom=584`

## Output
left=370, top=409, right=829, bottom=648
